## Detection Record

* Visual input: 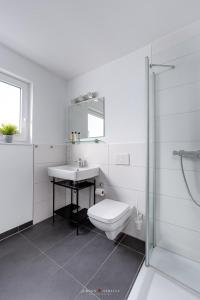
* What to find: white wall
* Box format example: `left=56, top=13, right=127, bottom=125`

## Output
left=152, top=20, right=200, bottom=261
left=34, top=144, right=67, bottom=223
left=0, top=43, right=69, bottom=231
left=0, top=145, right=33, bottom=234
left=66, top=45, right=151, bottom=240
left=0, top=42, right=68, bottom=144
left=67, top=46, right=150, bottom=143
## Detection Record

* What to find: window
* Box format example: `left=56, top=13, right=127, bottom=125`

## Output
left=0, top=72, right=30, bottom=142
left=88, top=113, right=104, bottom=138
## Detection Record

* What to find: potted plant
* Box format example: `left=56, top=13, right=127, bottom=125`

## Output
left=0, top=124, right=18, bottom=143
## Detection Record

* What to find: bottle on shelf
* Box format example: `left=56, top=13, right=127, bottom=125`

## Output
left=78, top=132, right=80, bottom=143
left=71, top=132, right=75, bottom=144
left=74, top=131, right=77, bottom=143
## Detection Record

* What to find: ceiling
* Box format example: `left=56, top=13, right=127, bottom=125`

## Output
left=0, top=0, right=200, bottom=80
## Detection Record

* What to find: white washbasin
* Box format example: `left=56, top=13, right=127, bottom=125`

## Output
left=48, top=165, right=99, bottom=181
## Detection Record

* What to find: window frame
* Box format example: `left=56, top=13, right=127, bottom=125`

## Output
left=0, top=72, right=31, bottom=143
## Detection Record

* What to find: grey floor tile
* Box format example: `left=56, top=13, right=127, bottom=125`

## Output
left=0, top=234, right=41, bottom=279
left=120, top=234, right=145, bottom=254
left=46, top=226, right=97, bottom=266
left=21, top=216, right=75, bottom=251
left=87, top=244, right=144, bottom=300
left=0, top=233, right=39, bottom=259
left=64, top=235, right=117, bottom=285
left=0, top=253, right=60, bottom=300
left=42, top=269, right=83, bottom=300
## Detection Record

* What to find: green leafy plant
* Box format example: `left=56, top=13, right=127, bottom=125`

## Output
left=0, top=124, right=19, bottom=135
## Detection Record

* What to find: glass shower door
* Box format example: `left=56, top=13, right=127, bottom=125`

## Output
left=146, top=46, right=200, bottom=294
left=145, top=56, right=156, bottom=266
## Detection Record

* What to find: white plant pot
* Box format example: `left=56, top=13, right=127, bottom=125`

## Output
left=3, top=135, right=14, bottom=143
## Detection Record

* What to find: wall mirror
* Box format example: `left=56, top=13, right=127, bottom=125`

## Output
left=68, top=97, right=105, bottom=140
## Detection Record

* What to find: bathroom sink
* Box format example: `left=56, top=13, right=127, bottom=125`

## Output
left=48, top=165, right=99, bottom=181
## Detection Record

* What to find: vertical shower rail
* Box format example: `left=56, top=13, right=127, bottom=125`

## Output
left=144, top=57, right=175, bottom=266
left=145, top=56, right=150, bottom=266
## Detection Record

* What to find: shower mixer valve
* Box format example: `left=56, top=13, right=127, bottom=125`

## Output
left=173, top=149, right=200, bottom=207
left=173, top=150, right=200, bottom=159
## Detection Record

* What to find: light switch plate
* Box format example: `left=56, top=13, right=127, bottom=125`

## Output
left=114, top=153, right=130, bottom=165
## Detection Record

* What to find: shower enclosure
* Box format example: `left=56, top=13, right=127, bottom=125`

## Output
left=145, top=54, right=200, bottom=294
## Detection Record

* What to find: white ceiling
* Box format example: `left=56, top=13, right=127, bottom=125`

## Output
left=0, top=0, right=200, bottom=80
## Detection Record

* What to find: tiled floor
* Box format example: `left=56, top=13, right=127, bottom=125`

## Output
left=0, top=216, right=144, bottom=300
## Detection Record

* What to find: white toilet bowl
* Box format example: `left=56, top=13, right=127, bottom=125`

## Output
left=87, top=199, right=132, bottom=240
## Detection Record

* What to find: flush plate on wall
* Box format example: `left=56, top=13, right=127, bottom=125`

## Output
left=114, top=153, right=130, bottom=165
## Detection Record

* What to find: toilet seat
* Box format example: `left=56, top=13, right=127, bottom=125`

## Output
left=88, top=199, right=130, bottom=224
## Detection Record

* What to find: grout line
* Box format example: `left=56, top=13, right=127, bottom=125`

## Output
left=155, top=108, right=200, bottom=119
left=20, top=232, right=100, bottom=300
left=82, top=224, right=146, bottom=257
left=61, top=232, right=98, bottom=268
left=119, top=243, right=145, bottom=258
left=85, top=242, right=119, bottom=287
left=155, top=166, right=200, bottom=173
left=42, top=230, right=75, bottom=253
left=119, top=236, right=145, bottom=257
left=155, top=245, right=200, bottom=265
left=0, top=223, right=34, bottom=243
left=156, top=108, right=200, bottom=118
left=124, top=257, right=145, bottom=300
left=20, top=220, right=144, bottom=299
left=103, top=183, right=146, bottom=194
left=20, top=228, right=144, bottom=300
left=20, top=225, right=76, bottom=253
left=155, top=140, right=200, bottom=143
left=20, top=221, right=99, bottom=267
left=154, top=191, right=196, bottom=202
left=156, top=219, right=200, bottom=235
left=156, top=78, right=200, bottom=92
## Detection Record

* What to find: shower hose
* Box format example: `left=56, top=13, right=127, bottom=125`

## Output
left=180, top=155, right=200, bottom=207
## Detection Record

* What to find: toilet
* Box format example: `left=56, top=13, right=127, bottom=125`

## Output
left=87, top=199, right=132, bottom=240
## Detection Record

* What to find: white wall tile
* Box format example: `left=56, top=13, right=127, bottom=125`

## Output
left=105, top=184, right=137, bottom=208
left=33, top=144, right=67, bottom=224
left=156, top=82, right=200, bottom=116
left=95, top=164, right=109, bottom=186
left=156, top=168, right=200, bottom=200
left=34, top=162, right=66, bottom=184
left=152, top=25, right=200, bottom=263
left=70, top=143, right=109, bottom=165
left=69, top=142, right=146, bottom=238
left=33, top=200, right=52, bottom=224
left=34, top=144, right=67, bottom=164
left=156, top=142, right=200, bottom=171
left=156, top=221, right=200, bottom=262
left=108, top=165, right=146, bottom=191
left=157, top=195, right=200, bottom=233
left=156, top=51, right=200, bottom=91
left=153, top=32, right=200, bottom=65
left=0, top=145, right=33, bottom=233
left=156, top=111, right=200, bottom=143
left=109, top=143, right=145, bottom=167
left=34, top=182, right=66, bottom=223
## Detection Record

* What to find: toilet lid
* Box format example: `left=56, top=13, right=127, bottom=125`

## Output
left=88, top=199, right=130, bottom=224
